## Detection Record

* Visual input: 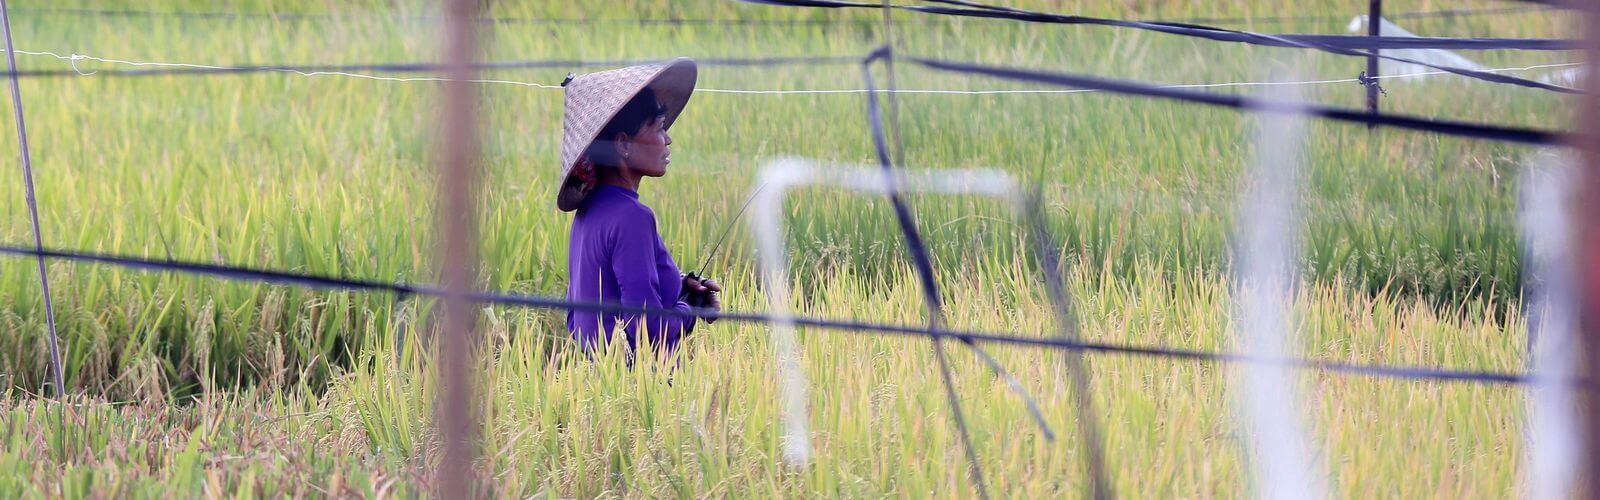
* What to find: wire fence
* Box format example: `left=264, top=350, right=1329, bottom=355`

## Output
left=743, top=0, right=1583, bottom=94
left=11, top=4, right=1560, bottom=27
left=0, top=239, right=1568, bottom=385
left=11, top=48, right=1583, bottom=96
left=2, top=1, right=1592, bottom=497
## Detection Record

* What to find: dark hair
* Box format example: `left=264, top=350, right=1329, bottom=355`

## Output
left=588, top=88, right=667, bottom=168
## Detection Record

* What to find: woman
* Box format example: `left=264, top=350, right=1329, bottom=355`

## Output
left=557, top=58, right=721, bottom=355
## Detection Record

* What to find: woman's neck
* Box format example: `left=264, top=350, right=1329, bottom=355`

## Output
left=597, top=166, right=643, bottom=192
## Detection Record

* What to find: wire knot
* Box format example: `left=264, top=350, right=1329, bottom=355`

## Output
left=1357, top=71, right=1386, bottom=96
left=68, top=54, right=97, bottom=76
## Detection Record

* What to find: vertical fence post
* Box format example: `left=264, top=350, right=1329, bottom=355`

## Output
left=1579, top=1, right=1600, bottom=497
left=437, top=0, right=482, bottom=496
left=1365, top=0, right=1381, bottom=127
left=0, top=0, right=66, bottom=398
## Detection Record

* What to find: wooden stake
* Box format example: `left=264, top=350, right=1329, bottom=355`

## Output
left=437, top=0, right=482, bottom=496
left=1577, top=1, right=1600, bottom=498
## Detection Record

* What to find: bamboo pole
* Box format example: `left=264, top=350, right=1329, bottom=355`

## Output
left=436, top=0, right=482, bottom=496
left=1577, top=1, right=1600, bottom=498
left=0, top=0, right=66, bottom=399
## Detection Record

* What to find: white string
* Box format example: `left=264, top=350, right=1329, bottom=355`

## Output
left=17, top=49, right=564, bottom=88
left=14, top=49, right=1581, bottom=95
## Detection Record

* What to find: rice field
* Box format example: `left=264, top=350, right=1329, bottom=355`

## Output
left=0, top=0, right=1582, bottom=496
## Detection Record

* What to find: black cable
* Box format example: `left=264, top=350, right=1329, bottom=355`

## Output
left=740, top=0, right=1582, bottom=94
left=0, top=243, right=1575, bottom=388
left=919, top=0, right=1577, bottom=51
left=1160, top=5, right=1555, bottom=25
left=11, top=5, right=1574, bottom=94
left=13, top=7, right=872, bottom=25
left=1503, top=0, right=1575, bottom=9
left=10, top=5, right=1557, bottom=27
left=906, top=55, right=1570, bottom=146
left=11, top=6, right=929, bottom=27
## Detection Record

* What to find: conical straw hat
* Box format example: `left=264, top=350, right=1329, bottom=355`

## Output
left=557, top=57, right=697, bottom=211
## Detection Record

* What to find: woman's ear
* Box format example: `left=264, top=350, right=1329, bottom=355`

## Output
left=613, top=132, right=632, bottom=163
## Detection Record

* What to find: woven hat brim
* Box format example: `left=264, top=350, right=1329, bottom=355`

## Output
left=557, top=58, right=697, bottom=211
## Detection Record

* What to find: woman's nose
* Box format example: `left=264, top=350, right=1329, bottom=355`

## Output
left=663, top=131, right=672, bottom=146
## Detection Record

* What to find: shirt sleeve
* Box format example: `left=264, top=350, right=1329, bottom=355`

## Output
left=609, top=207, right=695, bottom=345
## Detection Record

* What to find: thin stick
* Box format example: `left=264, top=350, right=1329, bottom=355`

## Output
left=867, top=13, right=1105, bottom=492
left=0, top=0, right=65, bottom=399
left=869, top=4, right=989, bottom=491
left=694, top=182, right=767, bottom=275
left=1023, top=194, right=1113, bottom=500
left=436, top=0, right=482, bottom=496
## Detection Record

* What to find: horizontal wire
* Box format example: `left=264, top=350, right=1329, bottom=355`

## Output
left=0, top=9, right=1580, bottom=394
left=19, top=49, right=564, bottom=88
left=1160, top=5, right=1555, bottom=25
left=14, top=48, right=1581, bottom=95
left=743, top=0, right=1583, bottom=93
left=9, top=5, right=1556, bottom=27
left=899, top=50, right=1569, bottom=145
left=6, top=50, right=862, bottom=79
left=0, top=242, right=1571, bottom=387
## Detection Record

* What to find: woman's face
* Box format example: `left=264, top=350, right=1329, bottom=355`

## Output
left=617, top=116, right=672, bottom=177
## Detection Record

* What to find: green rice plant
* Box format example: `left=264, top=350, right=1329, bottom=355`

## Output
left=0, top=0, right=1574, bottom=495
left=1, top=261, right=1533, bottom=496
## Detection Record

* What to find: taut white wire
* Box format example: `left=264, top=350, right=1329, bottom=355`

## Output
left=16, top=49, right=565, bottom=88
left=15, top=48, right=1581, bottom=95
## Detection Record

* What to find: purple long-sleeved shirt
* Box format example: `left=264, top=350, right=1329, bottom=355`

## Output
left=566, top=184, right=695, bottom=353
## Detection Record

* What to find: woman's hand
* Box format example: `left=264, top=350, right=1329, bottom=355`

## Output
left=682, top=274, right=722, bottom=323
